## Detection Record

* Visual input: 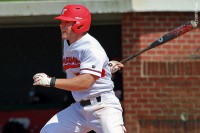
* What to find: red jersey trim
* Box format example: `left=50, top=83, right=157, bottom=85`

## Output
left=81, top=68, right=105, bottom=77
left=63, top=64, right=80, bottom=70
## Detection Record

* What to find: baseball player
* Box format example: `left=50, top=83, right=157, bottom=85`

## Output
left=33, top=4, right=126, bottom=133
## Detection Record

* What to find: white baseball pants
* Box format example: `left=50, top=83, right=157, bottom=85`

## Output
left=40, top=93, right=126, bottom=133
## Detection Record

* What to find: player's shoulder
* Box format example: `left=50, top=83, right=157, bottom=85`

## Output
left=76, top=33, right=106, bottom=55
left=85, top=33, right=100, bottom=45
left=79, top=34, right=101, bottom=48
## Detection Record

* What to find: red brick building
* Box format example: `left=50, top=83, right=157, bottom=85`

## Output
left=122, top=12, right=200, bottom=132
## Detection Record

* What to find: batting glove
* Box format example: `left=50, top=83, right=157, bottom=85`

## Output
left=33, top=73, right=56, bottom=87
left=108, top=60, right=124, bottom=73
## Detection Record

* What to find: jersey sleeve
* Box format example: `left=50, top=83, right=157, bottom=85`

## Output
left=80, top=47, right=106, bottom=77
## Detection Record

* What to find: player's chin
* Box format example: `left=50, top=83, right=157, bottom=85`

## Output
left=61, top=34, right=68, bottom=40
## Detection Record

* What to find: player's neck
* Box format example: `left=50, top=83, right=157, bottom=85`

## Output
left=68, top=32, right=86, bottom=45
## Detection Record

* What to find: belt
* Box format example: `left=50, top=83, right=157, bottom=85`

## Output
left=79, top=96, right=101, bottom=107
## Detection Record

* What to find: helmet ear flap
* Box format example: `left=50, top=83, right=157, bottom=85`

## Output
left=72, top=21, right=83, bottom=34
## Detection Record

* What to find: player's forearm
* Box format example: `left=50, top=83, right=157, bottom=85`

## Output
left=54, top=74, right=97, bottom=91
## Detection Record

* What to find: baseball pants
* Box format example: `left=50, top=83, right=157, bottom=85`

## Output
left=40, top=93, right=126, bottom=133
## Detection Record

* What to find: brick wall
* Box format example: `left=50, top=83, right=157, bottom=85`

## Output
left=122, top=12, right=200, bottom=133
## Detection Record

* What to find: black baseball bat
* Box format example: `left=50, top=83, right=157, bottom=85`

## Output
left=120, top=20, right=197, bottom=63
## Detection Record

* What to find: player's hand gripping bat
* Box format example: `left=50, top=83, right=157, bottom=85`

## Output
left=120, top=20, right=198, bottom=63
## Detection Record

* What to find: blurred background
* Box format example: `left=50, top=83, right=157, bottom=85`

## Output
left=0, top=0, right=199, bottom=133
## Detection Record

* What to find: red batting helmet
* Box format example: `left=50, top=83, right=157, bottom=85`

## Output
left=55, top=4, right=91, bottom=34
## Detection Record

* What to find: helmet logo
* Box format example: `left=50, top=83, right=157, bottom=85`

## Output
left=75, top=17, right=82, bottom=20
left=61, top=8, right=67, bottom=15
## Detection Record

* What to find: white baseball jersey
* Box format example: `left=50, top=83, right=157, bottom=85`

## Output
left=41, top=33, right=126, bottom=133
left=62, top=33, right=114, bottom=101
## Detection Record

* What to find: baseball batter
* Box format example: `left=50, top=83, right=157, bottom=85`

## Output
left=33, top=4, right=126, bottom=133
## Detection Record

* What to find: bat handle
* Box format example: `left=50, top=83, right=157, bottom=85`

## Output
left=120, top=48, right=148, bottom=64
left=120, top=57, right=131, bottom=64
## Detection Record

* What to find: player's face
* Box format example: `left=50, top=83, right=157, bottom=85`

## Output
left=59, top=21, right=75, bottom=40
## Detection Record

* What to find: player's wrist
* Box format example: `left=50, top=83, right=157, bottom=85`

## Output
left=50, top=77, right=56, bottom=87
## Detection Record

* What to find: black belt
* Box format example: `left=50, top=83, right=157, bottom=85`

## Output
left=79, top=96, right=101, bottom=107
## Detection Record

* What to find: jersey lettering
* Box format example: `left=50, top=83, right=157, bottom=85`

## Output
left=63, top=56, right=80, bottom=70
